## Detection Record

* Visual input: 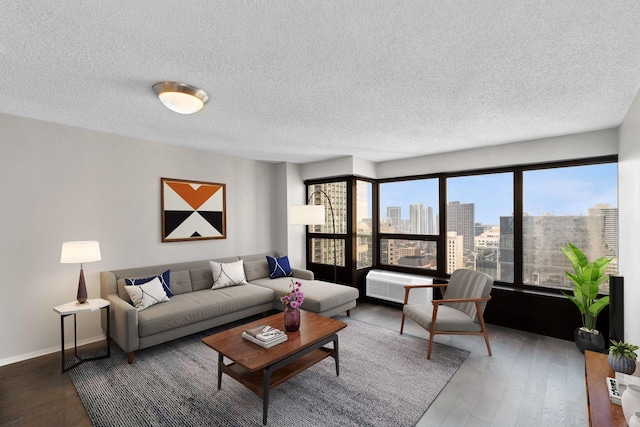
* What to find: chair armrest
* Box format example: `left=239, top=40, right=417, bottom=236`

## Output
left=403, top=283, right=447, bottom=304
left=104, top=294, right=139, bottom=353
left=432, top=295, right=492, bottom=305
left=291, top=268, right=314, bottom=280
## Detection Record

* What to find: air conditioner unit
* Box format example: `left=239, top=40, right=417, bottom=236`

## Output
left=365, top=270, right=433, bottom=305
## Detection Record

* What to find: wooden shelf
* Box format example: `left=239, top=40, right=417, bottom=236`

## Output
left=221, top=347, right=333, bottom=398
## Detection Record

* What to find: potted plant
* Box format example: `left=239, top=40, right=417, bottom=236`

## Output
left=609, top=340, right=639, bottom=375
left=561, top=243, right=613, bottom=353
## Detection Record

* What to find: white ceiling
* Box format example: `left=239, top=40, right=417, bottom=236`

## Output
left=2, top=2, right=640, bottom=164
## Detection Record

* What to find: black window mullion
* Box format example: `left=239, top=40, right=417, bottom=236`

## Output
left=514, top=170, right=523, bottom=287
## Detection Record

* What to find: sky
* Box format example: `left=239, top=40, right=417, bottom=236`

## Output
left=379, top=163, right=617, bottom=225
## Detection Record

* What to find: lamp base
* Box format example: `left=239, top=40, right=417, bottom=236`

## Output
left=75, top=301, right=90, bottom=306
left=76, top=267, right=88, bottom=305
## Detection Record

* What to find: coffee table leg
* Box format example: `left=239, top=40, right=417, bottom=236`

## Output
left=217, top=353, right=223, bottom=390
left=263, top=368, right=272, bottom=425
left=333, top=336, right=340, bottom=376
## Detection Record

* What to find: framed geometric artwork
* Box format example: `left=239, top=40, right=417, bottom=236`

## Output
left=161, top=177, right=226, bottom=242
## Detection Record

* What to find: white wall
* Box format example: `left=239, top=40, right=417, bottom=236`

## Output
left=619, top=91, right=640, bottom=345
left=0, top=113, right=277, bottom=365
left=376, top=129, right=618, bottom=178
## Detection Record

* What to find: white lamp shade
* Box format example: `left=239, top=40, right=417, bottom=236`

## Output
left=60, top=241, right=102, bottom=264
left=290, top=205, right=326, bottom=225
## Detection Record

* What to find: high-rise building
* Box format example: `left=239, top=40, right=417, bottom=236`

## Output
left=308, top=182, right=347, bottom=268
left=588, top=203, right=619, bottom=276
left=386, top=206, right=401, bottom=232
left=427, top=206, right=434, bottom=234
left=409, top=203, right=426, bottom=234
left=500, top=214, right=607, bottom=290
left=447, top=201, right=475, bottom=252
left=447, top=231, right=464, bottom=273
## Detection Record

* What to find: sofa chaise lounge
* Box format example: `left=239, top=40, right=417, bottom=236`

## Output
left=100, top=252, right=359, bottom=363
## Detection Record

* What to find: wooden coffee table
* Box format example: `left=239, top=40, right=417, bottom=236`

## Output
left=202, top=310, right=347, bottom=425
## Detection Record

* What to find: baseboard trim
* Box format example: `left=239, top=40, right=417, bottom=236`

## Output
left=0, top=333, right=106, bottom=367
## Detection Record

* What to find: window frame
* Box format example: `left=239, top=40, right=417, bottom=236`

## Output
left=375, top=155, right=617, bottom=293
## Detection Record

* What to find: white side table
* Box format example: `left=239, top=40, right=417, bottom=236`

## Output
left=53, top=298, right=110, bottom=373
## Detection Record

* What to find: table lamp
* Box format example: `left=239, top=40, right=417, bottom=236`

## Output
left=60, top=241, right=102, bottom=305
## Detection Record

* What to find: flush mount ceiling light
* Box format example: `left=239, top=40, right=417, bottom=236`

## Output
left=152, top=82, right=209, bottom=114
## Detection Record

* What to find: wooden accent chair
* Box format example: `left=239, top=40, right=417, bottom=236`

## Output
left=400, top=269, right=494, bottom=359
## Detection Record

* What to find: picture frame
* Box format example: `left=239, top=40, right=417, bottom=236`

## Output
left=161, top=177, right=226, bottom=242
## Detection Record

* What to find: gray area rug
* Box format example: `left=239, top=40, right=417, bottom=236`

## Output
left=69, top=317, right=468, bottom=426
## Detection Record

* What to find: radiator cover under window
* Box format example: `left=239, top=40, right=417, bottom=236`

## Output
left=365, top=269, right=433, bottom=305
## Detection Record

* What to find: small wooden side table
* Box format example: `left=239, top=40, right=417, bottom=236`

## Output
left=53, top=298, right=110, bottom=373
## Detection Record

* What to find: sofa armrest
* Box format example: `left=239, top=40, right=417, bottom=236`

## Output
left=104, top=294, right=139, bottom=353
left=292, top=268, right=314, bottom=280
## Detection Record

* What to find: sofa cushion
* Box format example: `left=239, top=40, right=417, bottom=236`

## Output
left=124, top=277, right=170, bottom=311
left=210, top=260, right=248, bottom=289
left=137, top=284, right=275, bottom=337
left=190, top=267, right=214, bottom=291
left=170, top=270, right=192, bottom=295
left=266, top=255, right=293, bottom=279
left=118, top=270, right=173, bottom=304
left=244, top=259, right=270, bottom=282
left=251, top=278, right=359, bottom=313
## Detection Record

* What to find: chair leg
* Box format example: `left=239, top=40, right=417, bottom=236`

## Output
left=400, top=312, right=406, bottom=334
left=127, top=352, right=134, bottom=364
left=476, top=304, right=492, bottom=356
left=483, top=332, right=492, bottom=356
left=346, top=309, right=351, bottom=317
left=427, top=304, right=440, bottom=360
left=426, top=334, right=434, bottom=360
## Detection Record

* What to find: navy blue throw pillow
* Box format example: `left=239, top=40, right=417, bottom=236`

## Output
left=266, top=256, right=293, bottom=279
left=124, top=269, right=173, bottom=297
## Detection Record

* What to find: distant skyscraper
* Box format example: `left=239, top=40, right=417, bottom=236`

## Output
left=410, top=203, right=426, bottom=234
left=588, top=203, right=619, bottom=275
left=447, top=201, right=475, bottom=252
left=386, top=206, right=401, bottom=232
left=588, top=203, right=618, bottom=257
left=508, top=214, right=607, bottom=289
left=447, top=232, right=464, bottom=274
left=427, top=206, right=434, bottom=234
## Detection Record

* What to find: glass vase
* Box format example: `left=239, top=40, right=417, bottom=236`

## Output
left=284, top=306, right=300, bottom=332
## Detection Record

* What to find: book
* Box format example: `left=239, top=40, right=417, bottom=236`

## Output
left=242, top=332, right=288, bottom=348
left=607, top=377, right=622, bottom=405
left=244, top=325, right=286, bottom=342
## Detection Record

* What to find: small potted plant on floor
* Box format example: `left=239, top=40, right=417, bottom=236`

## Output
left=609, top=340, right=639, bottom=375
left=561, top=243, right=613, bottom=354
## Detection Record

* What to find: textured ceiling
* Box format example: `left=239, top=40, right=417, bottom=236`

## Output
left=2, top=2, right=640, bottom=164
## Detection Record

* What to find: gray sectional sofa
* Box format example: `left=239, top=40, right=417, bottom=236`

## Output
left=100, top=252, right=359, bottom=363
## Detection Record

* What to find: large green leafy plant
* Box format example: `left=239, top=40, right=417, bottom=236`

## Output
left=561, top=243, right=613, bottom=332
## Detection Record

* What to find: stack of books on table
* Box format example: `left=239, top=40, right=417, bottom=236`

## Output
left=242, top=325, right=288, bottom=348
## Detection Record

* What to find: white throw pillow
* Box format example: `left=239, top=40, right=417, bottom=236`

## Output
left=210, top=259, right=248, bottom=289
left=124, top=276, right=169, bottom=311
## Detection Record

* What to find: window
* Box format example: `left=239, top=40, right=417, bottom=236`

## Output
left=308, top=182, right=347, bottom=234
left=310, top=238, right=346, bottom=267
left=379, top=179, right=439, bottom=235
left=446, top=173, right=514, bottom=280
left=307, top=181, right=347, bottom=268
left=379, top=178, right=439, bottom=271
left=380, top=239, right=437, bottom=269
left=522, top=163, right=618, bottom=292
left=356, top=180, right=373, bottom=269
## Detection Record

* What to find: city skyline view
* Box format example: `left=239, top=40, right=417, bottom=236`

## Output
left=379, top=163, right=617, bottom=225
